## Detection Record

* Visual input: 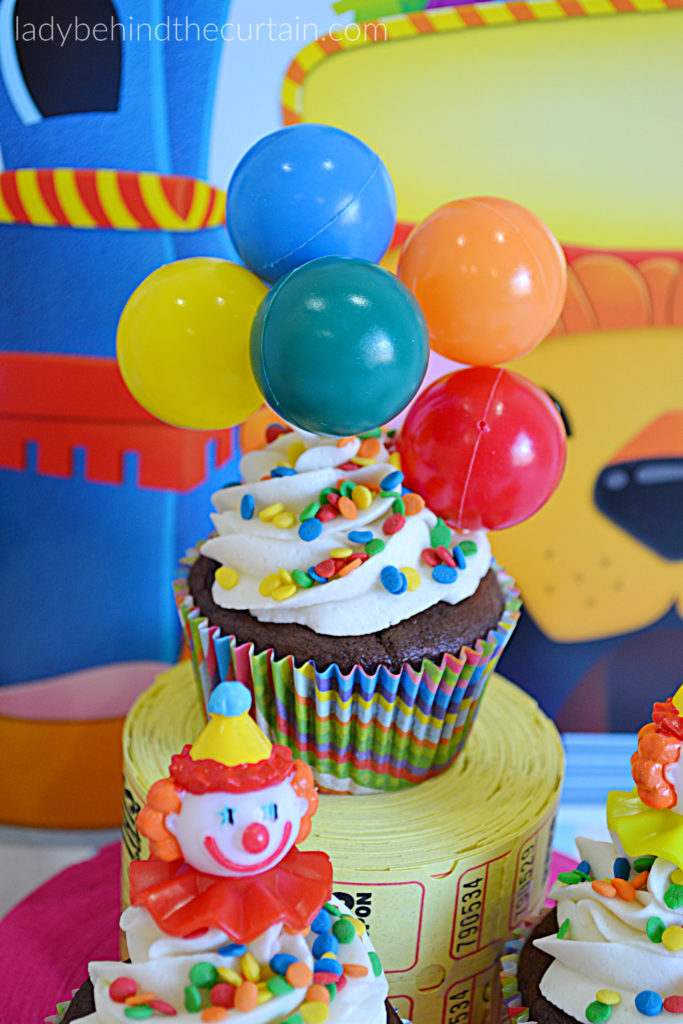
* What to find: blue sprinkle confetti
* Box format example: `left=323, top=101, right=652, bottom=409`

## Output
left=577, top=860, right=592, bottom=877
left=218, top=942, right=247, bottom=957
left=240, top=494, right=254, bottom=520
left=635, top=991, right=663, bottom=1016
left=453, top=546, right=466, bottom=570
left=348, top=530, right=373, bottom=544
left=314, top=958, right=343, bottom=977
left=613, top=857, right=630, bottom=880
left=308, top=566, right=328, bottom=584
left=270, top=466, right=297, bottom=477
left=299, top=518, right=322, bottom=541
left=380, top=565, right=407, bottom=595
left=271, top=953, right=298, bottom=976
left=311, top=909, right=333, bottom=933
left=381, top=470, right=404, bottom=492
left=433, top=564, right=458, bottom=584
left=312, top=933, right=339, bottom=958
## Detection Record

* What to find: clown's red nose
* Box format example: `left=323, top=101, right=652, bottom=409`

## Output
left=242, top=822, right=269, bottom=853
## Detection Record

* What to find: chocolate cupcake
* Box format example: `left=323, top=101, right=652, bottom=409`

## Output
left=177, top=428, right=520, bottom=793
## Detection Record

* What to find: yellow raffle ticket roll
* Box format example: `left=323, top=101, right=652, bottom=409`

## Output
left=122, top=664, right=563, bottom=1024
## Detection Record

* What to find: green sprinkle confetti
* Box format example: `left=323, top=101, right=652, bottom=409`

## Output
left=586, top=1000, right=611, bottom=1023
left=319, top=487, right=337, bottom=504
left=332, top=917, right=356, bottom=944
left=634, top=856, right=656, bottom=873
left=365, top=538, right=385, bottom=556
left=300, top=501, right=320, bottom=521
left=124, top=1009, right=153, bottom=1020
left=267, top=975, right=294, bottom=995
left=324, top=901, right=343, bottom=917
left=368, top=951, right=382, bottom=977
left=340, top=481, right=355, bottom=498
left=574, top=870, right=591, bottom=881
left=189, top=962, right=218, bottom=988
left=431, top=518, right=451, bottom=548
left=557, top=918, right=569, bottom=939
left=379, top=490, right=401, bottom=499
left=291, top=569, right=314, bottom=589
left=184, top=985, right=202, bottom=1012
left=359, top=428, right=382, bottom=438
left=647, top=915, right=666, bottom=942
left=326, top=983, right=338, bottom=1000
left=665, top=884, right=683, bottom=909
left=281, top=1016, right=303, bottom=1024
left=392, top=498, right=406, bottom=514
left=558, top=870, right=584, bottom=885
left=386, top=428, right=397, bottom=437
left=459, top=540, right=478, bottom=556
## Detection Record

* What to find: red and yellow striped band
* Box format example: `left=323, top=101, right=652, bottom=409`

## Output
left=0, top=167, right=226, bottom=231
left=282, top=0, right=681, bottom=123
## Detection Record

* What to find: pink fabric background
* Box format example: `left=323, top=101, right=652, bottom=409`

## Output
left=0, top=843, right=576, bottom=1022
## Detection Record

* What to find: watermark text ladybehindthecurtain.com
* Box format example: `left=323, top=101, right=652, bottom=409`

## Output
left=15, top=15, right=388, bottom=47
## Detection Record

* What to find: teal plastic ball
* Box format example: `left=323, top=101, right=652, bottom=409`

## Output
left=250, top=257, right=429, bottom=436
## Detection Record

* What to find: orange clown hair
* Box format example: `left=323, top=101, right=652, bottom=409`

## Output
left=632, top=702, right=683, bottom=810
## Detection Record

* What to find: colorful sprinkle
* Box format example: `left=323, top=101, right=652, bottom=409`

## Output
left=433, top=564, right=458, bottom=584
left=453, top=546, right=466, bottom=569
left=634, top=856, right=656, bottom=873
left=632, top=870, right=650, bottom=890
left=359, top=428, right=382, bottom=439
left=459, top=539, right=478, bottom=555
left=365, top=538, right=385, bottom=556
left=558, top=870, right=585, bottom=886
left=586, top=1001, right=611, bottom=1022
left=267, top=975, right=294, bottom=995
left=401, top=567, right=421, bottom=591
left=435, top=545, right=456, bottom=568
left=612, top=857, right=630, bottom=879
left=190, top=963, right=219, bottom=988
left=635, top=991, right=663, bottom=1016
left=383, top=513, right=406, bottom=535
left=613, top=878, right=636, bottom=901
left=557, top=918, right=569, bottom=939
left=185, top=986, right=203, bottom=1012
left=209, top=984, right=235, bottom=1008
left=316, top=505, right=337, bottom=522
left=273, top=511, right=296, bottom=529
left=287, top=441, right=306, bottom=466
left=299, top=519, right=323, bottom=541
left=259, top=502, right=284, bottom=522
left=201, top=1009, right=228, bottom=1023
left=388, top=452, right=401, bottom=470
left=126, top=992, right=156, bottom=1007
left=379, top=490, right=401, bottom=500
left=337, top=496, right=357, bottom=520
left=307, top=984, right=331, bottom=1005
left=597, top=991, right=621, bottom=1006
left=350, top=484, right=372, bottom=509
left=311, top=908, right=332, bottom=933
left=148, top=1000, right=177, bottom=1016
left=266, top=423, right=289, bottom=443
left=338, top=558, right=362, bottom=577
left=312, top=933, right=339, bottom=958
left=234, top=981, right=259, bottom=1012
left=339, top=480, right=355, bottom=498
left=662, top=925, right=683, bottom=951
left=314, top=971, right=340, bottom=987
left=368, top=952, right=382, bottom=978
left=403, top=492, right=425, bottom=516
left=430, top=518, right=451, bottom=548
left=286, top=963, right=314, bottom=988
left=314, top=959, right=342, bottom=977
left=332, top=918, right=356, bottom=944
left=272, top=584, right=297, bottom=601
left=348, top=530, right=372, bottom=543
left=110, top=979, right=137, bottom=1003
left=271, top=953, right=298, bottom=976
left=307, top=566, right=328, bottom=584
left=380, top=566, right=407, bottom=595
left=240, top=495, right=254, bottom=520
left=124, top=1009, right=153, bottom=1020
left=577, top=860, right=592, bottom=877
left=351, top=455, right=376, bottom=468
left=421, top=547, right=440, bottom=567
left=672, top=868, right=683, bottom=886
left=647, top=917, right=666, bottom=943
left=381, top=470, right=404, bottom=491
left=301, top=1002, right=329, bottom=1023
left=241, top=953, right=260, bottom=982
left=271, top=466, right=297, bottom=478
left=217, top=967, right=242, bottom=986
left=217, top=943, right=246, bottom=957
left=591, top=879, right=617, bottom=898
left=392, top=497, right=406, bottom=514
left=291, top=569, right=314, bottom=589
left=342, top=963, right=368, bottom=978
left=358, top=437, right=381, bottom=458
left=663, top=996, right=683, bottom=1013
left=329, top=547, right=352, bottom=558
left=215, top=567, right=239, bottom=590
left=665, top=884, right=683, bottom=909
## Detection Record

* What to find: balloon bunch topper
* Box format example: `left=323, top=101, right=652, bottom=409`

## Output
left=116, top=126, right=568, bottom=525
left=131, top=681, right=332, bottom=943
left=607, top=686, right=683, bottom=871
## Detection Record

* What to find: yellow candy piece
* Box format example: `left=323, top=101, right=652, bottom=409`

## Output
left=257, top=990, right=273, bottom=1004
left=351, top=485, right=372, bottom=509
left=301, top=1002, right=329, bottom=1024
left=273, top=511, right=296, bottom=529
left=662, top=925, right=683, bottom=951
left=350, top=456, right=375, bottom=467
left=215, top=566, right=239, bottom=590
left=389, top=452, right=402, bottom=470
left=672, top=868, right=683, bottom=886
left=350, top=917, right=365, bottom=937
left=287, top=441, right=306, bottom=466
left=273, top=584, right=297, bottom=601
left=259, top=573, right=280, bottom=597
left=596, top=991, right=621, bottom=1006
left=259, top=502, right=284, bottom=521
left=217, top=967, right=242, bottom=986
left=241, top=952, right=260, bottom=982
left=278, top=568, right=294, bottom=585
left=401, top=567, right=421, bottom=591
left=330, top=547, right=352, bottom=558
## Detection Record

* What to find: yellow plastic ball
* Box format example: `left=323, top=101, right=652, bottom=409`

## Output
left=117, top=257, right=267, bottom=430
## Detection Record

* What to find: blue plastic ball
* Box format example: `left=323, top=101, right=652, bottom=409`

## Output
left=226, top=124, right=397, bottom=284
left=250, top=256, right=429, bottom=436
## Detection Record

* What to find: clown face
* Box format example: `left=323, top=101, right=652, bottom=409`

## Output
left=166, top=777, right=308, bottom=877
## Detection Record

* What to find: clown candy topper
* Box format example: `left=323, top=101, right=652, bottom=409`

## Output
left=130, top=681, right=333, bottom=943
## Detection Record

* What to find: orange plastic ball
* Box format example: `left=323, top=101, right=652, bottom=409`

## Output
left=397, top=197, right=566, bottom=366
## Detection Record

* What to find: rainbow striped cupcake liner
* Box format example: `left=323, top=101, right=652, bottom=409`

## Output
left=175, top=562, right=521, bottom=793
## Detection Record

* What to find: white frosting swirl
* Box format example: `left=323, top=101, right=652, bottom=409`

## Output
left=536, top=837, right=683, bottom=1022
left=79, top=897, right=388, bottom=1023
left=200, top=430, right=491, bottom=636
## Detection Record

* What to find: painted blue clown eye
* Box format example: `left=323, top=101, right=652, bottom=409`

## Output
left=218, top=805, right=235, bottom=826
left=261, top=802, right=278, bottom=822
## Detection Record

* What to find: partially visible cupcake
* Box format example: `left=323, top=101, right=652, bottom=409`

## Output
left=58, top=682, right=411, bottom=1024
left=177, top=427, right=520, bottom=793
left=508, top=687, right=683, bottom=1022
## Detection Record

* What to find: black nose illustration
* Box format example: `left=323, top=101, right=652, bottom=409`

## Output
left=594, top=458, right=683, bottom=560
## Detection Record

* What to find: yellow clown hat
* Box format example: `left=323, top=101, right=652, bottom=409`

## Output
left=190, top=682, right=272, bottom=766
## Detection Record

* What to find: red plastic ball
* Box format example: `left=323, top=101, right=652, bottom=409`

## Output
left=397, top=367, right=567, bottom=530
left=397, top=197, right=566, bottom=366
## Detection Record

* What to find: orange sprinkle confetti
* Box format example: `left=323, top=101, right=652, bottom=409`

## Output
left=125, top=993, right=156, bottom=1006
left=284, top=924, right=311, bottom=936
left=202, top=1009, right=228, bottom=1023
left=358, top=437, right=381, bottom=458
left=403, top=492, right=425, bottom=516
left=286, top=962, right=314, bottom=988
left=338, top=496, right=358, bottom=520
left=631, top=870, right=650, bottom=890
left=234, top=981, right=259, bottom=1012
left=338, top=558, right=362, bottom=577
left=336, top=437, right=354, bottom=447
left=306, top=984, right=331, bottom=1005
left=342, top=964, right=369, bottom=978
left=613, top=877, right=636, bottom=901
left=592, top=879, right=617, bottom=898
